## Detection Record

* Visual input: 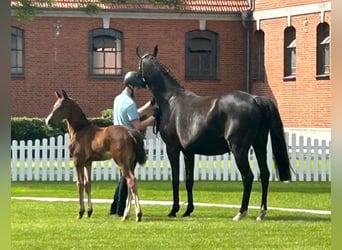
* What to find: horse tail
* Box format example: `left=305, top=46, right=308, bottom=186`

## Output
left=255, top=97, right=292, bottom=181
left=129, top=129, right=147, bottom=166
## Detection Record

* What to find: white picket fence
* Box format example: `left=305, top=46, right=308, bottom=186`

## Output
left=11, top=132, right=331, bottom=182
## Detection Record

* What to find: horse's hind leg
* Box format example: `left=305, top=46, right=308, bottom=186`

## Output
left=231, top=145, right=254, bottom=221
left=253, top=138, right=270, bottom=221
left=84, top=163, right=93, bottom=218
left=182, top=153, right=195, bottom=217
left=132, top=184, right=142, bottom=222
left=121, top=169, right=142, bottom=222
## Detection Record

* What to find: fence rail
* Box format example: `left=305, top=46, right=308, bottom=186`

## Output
left=11, top=132, right=331, bottom=182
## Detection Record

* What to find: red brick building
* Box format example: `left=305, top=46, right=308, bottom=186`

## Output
left=10, top=0, right=331, bottom=138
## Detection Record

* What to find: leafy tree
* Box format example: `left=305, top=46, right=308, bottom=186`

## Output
left=13, top=0, right=183, bottom=21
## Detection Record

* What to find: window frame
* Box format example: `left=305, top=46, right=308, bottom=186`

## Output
left=88, top=28, right=123, bottom=78
left=316, top=22, right=330, bottom=79
left=185, top=30, right=218, bottom=80
left=11, top=27, right=24, bottom=77
left=255, top=30, right=265, bottom=81
left=284, top=26, right=296, bottom=81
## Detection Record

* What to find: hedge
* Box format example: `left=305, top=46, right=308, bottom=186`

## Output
left=11, top=117, right=113, bottom=142
left=11, top=109, right=147, bottom=141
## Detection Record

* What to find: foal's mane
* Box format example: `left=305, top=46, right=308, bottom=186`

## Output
left=66, top=97, right=91, bottom=128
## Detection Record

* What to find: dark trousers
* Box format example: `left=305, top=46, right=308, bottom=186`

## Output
left=109, top=176, right=128, bottom=216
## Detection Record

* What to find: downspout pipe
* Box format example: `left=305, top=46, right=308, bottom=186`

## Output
left=241, top=1, right=254, bottom=93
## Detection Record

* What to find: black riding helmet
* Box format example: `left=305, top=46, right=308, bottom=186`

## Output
left=123, top=71, right=145, bottom=89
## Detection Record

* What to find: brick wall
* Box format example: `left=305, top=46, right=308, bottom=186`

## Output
left=251, top=2, right=331, bottom=128
left=11, top=16, right=246, bottom=118
left=254, top=0, right=329, bottom=11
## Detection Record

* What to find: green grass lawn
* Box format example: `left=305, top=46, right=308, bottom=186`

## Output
left=11, top=181, right=331, bottom=249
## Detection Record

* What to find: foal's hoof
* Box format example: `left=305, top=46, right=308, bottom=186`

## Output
left=136, top=212, right=142, bottom=222
left=232, top=211, right=248, bottom=221
left=256, top=210, right=267, bottom=221
left=121, top=213, right=130, bottom=221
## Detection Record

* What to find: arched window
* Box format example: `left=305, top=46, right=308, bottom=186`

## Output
left=316, top=22, right=330, bottom=77
left=185, top=30, right=218, bottom=80
left=88, top=28, right=123, bottom=76
left=11, top=27, right=24, bottom=76
left=284, top=26, right=296, bottom=79
left=255, top=30, right=265, bottom=81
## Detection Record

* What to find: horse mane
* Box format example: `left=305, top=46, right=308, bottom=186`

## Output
left=158, top=62, right=185, bottom=91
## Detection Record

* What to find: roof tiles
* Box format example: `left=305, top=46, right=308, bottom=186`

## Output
left=11, top=0, right=250, bottom=13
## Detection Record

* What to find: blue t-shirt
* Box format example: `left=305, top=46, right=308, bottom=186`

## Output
left=113, top=91, right=139, bottom=129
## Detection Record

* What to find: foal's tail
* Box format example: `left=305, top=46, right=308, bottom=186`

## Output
left=129, top=129, right=147, bottom=166
left=255, top=97, right=292, bottom=181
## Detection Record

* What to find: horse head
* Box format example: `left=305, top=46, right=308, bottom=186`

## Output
left=45, top=89, right=71, bottom=126
left=136, top=45, right=159, bottom=89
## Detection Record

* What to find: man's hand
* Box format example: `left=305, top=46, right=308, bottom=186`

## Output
left=150, top=98, right=156, bottom=106
left=152, top=108, right=161, bottom=119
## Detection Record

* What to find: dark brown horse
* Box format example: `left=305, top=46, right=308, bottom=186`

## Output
left=137, top=46, right=292, bottom=221
left=46, top=90, right=146, bottom=222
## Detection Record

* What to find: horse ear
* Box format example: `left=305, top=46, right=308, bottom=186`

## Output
left=62, top=89, right=69, bottom=99
left=136, top=47, right=142, bottom=58
left=55, top=91, right=62, bottom=99
left=153, top=45, right=158, bottom=57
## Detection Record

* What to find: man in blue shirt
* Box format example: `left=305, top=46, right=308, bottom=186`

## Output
left=110, top=71, right=158, bottom=216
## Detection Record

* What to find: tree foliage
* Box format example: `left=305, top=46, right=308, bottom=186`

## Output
left=13, top=0, right=183, bottom=21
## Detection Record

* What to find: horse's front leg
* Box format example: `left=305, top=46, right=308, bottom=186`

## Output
left=75, top=164, right=85, bottom=219
left=84, top=163, right=93, bottom=218
left=182, top=153, right=195, bottom=217
left=167, top=148, right=180, bottom=217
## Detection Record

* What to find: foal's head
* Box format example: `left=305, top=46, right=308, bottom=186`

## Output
left=46, top=90, right=73, bottom=126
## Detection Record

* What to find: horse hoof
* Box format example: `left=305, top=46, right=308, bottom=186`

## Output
left=77, top=209, right=85, bottom=219
left=182, top=205, right=194, bottom=217
left=256, top=210, right=267, bottom=221
left=232, top=211, right=248, bottom=221
left=168, top=211, right=177, bottom=217
left=87, top=208, right=93, bottom=218
left=168, top=205, right=179, bottom=217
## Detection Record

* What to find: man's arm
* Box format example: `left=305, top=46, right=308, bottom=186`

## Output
left=131, top=116, right=155, bottom=131
left=138, top=99, right=155, bottom=117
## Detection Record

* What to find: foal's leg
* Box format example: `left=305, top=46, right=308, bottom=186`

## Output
left=122, top=188, right=132, bottom=221
left=253, top=139, right=270, bottom=221
left=121, top=168, right=142, bottom=222
left=75, top=164, right=86, bottom=219
left=84, top=163, right=93, bottom=218
left=231, top=145, right=254, bottom=221
left=167, top=148, right=181, bottom=217
left=182, top=153, right=195, bottom=217
left=131, top=179, right=143, bottom=222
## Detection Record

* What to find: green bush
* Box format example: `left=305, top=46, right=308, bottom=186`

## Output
left=11, top=108, right=150, bottom=141
left=11, top=116, right=112, bottom=142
